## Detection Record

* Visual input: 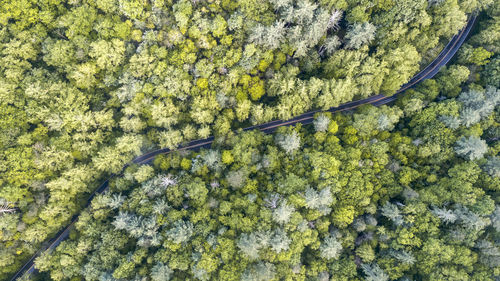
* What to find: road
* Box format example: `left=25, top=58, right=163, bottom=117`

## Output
left=9, top=14, right=476, bottom=281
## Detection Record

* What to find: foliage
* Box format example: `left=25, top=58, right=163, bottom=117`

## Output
left=319, top=235, right=343, bottom=260
left=345, top=22, right=377, bottom=49
left=0, top=0, right=497, bottom=279
left=150, top=262, right=173, bottom=281
left=34, top=77, right=499, bottom=280
left=454, top=136, right=488, bottom=160
left=275, top=131, right=301, bottom=154
left=361, top=263, right=389, bottom=281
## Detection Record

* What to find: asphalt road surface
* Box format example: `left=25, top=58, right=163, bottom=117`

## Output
left=10, top=14, right=477, bottom=281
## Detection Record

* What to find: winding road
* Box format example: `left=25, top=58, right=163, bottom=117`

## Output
left=10, top=14, right=477, bottom=281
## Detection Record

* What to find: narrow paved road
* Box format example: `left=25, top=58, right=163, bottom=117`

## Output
left=10, top=14, right=476, bottom=281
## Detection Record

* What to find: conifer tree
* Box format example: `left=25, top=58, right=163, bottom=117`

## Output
left=345, top=22, right=376, bottom=50
left=454, top=136, right=488, bottom=160
left=272, top=201, right=295, bottom=225
left=319, top=235, right=343, bottom=260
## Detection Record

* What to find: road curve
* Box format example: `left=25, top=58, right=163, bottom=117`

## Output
left=10, top=14, right=476, bottom=281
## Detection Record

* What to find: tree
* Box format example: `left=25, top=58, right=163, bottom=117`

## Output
left=272, top=201, right=295, bottom=225
left=0, top=199, right=16, bottom=215
left=320, top=36, right=341, bottom=56
left=241, top=262, right=276, bottom=281
left=269, top=0, right=292, bottom=10
left=89, top=39, right=125, bottom=70
left=275, top=131, right=301, bottom=154
left=141, top=175, right=170, bottom=198
left=361, top=263, right=389, bottom=281
left=313, top=114, right=330, bottom=132
left=69, top=62, right=98, bottom=89
left=153, top=198, right=170, bottom=215
left=58, top=5, right=98, bottom=40
left=159, top=130, right=183, bottom=150
left=327, top=10, right=343, bottom=31
left=184, top=177, right=208, bottom=206
left=459, top=107, right=481, bottom=127
left=150, top=100, right=180, bottom=128
left=93, top=134, right=144, bottom=173
left=304, top=187, right=333, bottom=214
left=389, top=250, right=416, bottom=265
left=484, top=86, right=500, bottom=108
left=269, top=229, right=291, bottom=253
left=380, top=44, right=420, bottom=94
left=226, top=169, right=247, bottom=189
left=42, top=39, right=76, bottom=69
left=345, top=22, right=376, bottom=50
left=263, top=21, right=286, bottom=49
left=150, top=262, right=173, bottom=281
left=476, top=239, right=500, bottom=267
left=300, top=8, right=330, bottom=54
left=437, top=65, right=470, bottom=97
left=454, top=136, right=488, bottom=161
left=458, top=207, right=491, bottom=232
left=134, top=165, right=154, bottom=183
left=352, top=217, right=367, bottom=232
left=237, top=233, right=261, bottom=260
left=352, top=105, right=403, bottom=136
left=455, top=86, right=500, bottom=128
left=317, top=271, right=330, bottom=281
left=249, top=23, right=267, bottom=46
left=483, top=157, right=500, bottom=178
left=294, top=0, right=317, bottom=24
left=460, top=46, right=493, bottom=66
left=490, top=206, right=500, bottom=232
left=380, top=202, right=404, bottom=226
left=482, top=57, right=500, bottom=87
left=439, top=115, right=461, bottom=129
left=431, top=207, right=458, bottom=224
left=319, top=235, right=343, bottom=260
left=165, top=220, right=194, bottom=244
left=304, top=187, right=322, bottom=209
left=458, top=89, right=484, bottom=110
left=107, top=194, right=125, bottom=210
left=113, top=211, right=133, bottom=230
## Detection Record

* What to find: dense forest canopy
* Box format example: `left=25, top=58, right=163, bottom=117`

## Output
left=0, top=0, right=499, bottom=280
left=34, top=83, right=499, bottom=280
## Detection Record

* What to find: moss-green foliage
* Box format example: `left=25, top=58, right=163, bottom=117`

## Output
left=34, top=84, right=499, bottom=280
left=1, top=0, right=499, bottom=279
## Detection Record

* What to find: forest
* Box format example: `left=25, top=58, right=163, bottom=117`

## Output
left=0, top=0, right=499, bottom=280
left=34, top=84, right=500, bottom=280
